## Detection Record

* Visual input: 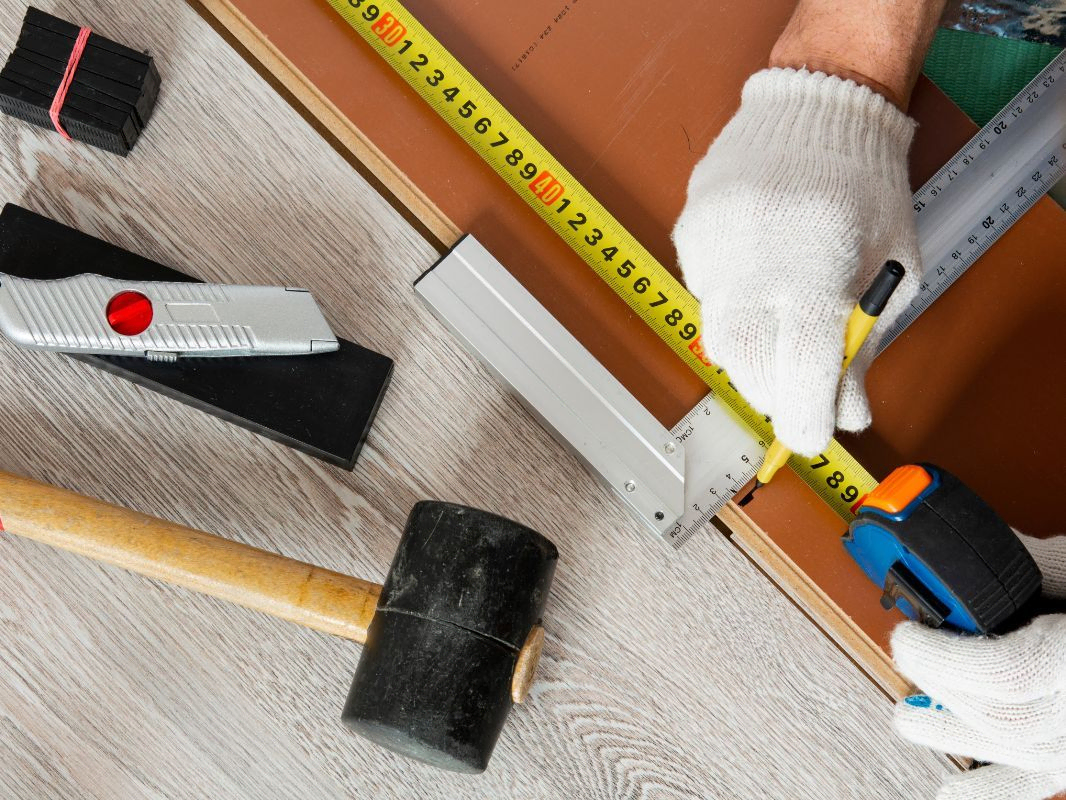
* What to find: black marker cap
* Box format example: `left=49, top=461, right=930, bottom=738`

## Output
left=859, top=260, right=906, bottom=316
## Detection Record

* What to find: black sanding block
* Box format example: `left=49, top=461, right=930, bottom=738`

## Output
left=0, top=204, right=393, bottom=469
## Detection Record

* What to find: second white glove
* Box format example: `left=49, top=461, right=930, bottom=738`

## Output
left=673, top=68, right=920, bottom=457
left=892, top=533, right=1066, bottom=800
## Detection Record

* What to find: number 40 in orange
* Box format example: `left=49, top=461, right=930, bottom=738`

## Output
left=529, top=171, right=565, bottom=205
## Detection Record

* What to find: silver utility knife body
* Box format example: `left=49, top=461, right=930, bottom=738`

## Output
left=0, top=273, right=339, bottom=360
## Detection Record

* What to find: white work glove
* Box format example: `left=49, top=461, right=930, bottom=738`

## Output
left=892, top=532, right=1066, bottom=800
left=672, top=68, right=920, bottom=457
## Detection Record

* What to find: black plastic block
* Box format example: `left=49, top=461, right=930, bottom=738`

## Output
left=1, top=8, right=159, bottom=155
left=24, top=6, right=151, bottom=65
left=0, top=66, right=139, bottom=145
left=7, top=57, right=142, bottom=124
left=0, top=77, right=128, bottom=154
left=12, top=46, right=156, bottom=125
left=16, top=26, right=151, bottom=87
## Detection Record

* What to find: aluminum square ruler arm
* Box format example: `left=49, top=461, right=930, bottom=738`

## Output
left=415, top=235, right=760, bottom=543
left=415, top=236, right=688, bottom=535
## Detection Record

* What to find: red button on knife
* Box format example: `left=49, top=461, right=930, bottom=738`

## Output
left=106, top=291, right=154, bottom=336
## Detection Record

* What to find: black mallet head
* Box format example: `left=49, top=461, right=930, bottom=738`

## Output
left=342, top=501, right=558, bottom=773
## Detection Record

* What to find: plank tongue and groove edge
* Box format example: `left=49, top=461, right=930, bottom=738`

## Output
left=192, top=0, right=1066, bottom=698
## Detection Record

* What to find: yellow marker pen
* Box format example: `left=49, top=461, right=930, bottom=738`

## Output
left=739, top=260, right=906, bottom=505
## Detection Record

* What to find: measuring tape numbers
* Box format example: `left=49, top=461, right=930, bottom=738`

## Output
left=329, top=0, right=993, bottom=521
left=878, top=51, right=1066, bottom=352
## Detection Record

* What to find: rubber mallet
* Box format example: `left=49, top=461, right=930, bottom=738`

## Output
left=0, top=470, right=558, bottom=772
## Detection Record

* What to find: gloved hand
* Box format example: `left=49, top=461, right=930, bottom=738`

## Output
left=892, top=532, right=1066, bottom=800
left=672, top=68, right=920, bottom=457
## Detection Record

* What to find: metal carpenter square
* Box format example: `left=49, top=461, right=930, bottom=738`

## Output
left=415, top=235, right=685, bottom=535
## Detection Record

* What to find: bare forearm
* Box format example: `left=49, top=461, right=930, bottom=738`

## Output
left=769, top=0, right=948, bottom=109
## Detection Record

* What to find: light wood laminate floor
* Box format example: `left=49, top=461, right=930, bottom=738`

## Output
left=0, top=1, right=952, bottom=797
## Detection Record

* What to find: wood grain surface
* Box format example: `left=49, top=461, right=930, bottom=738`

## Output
left=0, top=1, right=953, bottom=797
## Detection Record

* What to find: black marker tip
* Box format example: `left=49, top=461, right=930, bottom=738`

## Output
left=737, top=481, right=763, bottom=507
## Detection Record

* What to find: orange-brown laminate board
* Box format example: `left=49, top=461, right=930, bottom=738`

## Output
left=200, top=0, right=1065, bottom=679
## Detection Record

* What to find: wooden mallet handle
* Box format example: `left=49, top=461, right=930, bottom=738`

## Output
left=0, top=471, right=380, bottom=643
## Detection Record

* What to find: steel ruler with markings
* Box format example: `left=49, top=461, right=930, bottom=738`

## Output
left=328, top=0, right=1065, bottom=541
left=877, top=51, right=1066, bottom=353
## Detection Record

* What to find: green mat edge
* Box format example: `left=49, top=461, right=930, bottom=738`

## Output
left=922, top=28, right=1064, bottom=207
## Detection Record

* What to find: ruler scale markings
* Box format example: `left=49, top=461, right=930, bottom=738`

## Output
left=878, top=53, right=1066, bottom=353
left=327, top=1, right=1064, bottom=536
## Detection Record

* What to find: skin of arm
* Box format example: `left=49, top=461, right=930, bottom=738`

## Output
left=769, top=0, right=950, bottom=109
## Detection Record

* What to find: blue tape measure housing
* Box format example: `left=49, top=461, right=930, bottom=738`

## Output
left=843, top=464, right=1041, bottom=634
left=845, top=469, right=983, bottom=631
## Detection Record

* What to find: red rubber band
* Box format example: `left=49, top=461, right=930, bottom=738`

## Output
left=49, top=25, right=92, bottom=140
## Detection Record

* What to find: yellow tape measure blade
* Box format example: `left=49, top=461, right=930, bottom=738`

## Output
left=326, top=0, right=876, bottom=520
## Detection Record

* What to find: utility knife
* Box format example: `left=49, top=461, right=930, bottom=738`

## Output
left=0, top=273, right=339, bottom=360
